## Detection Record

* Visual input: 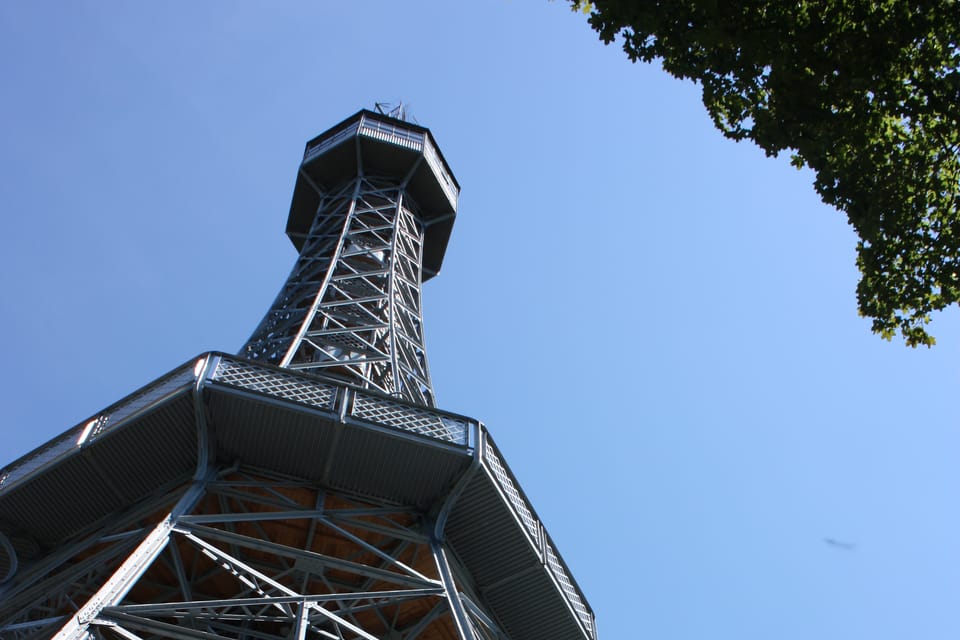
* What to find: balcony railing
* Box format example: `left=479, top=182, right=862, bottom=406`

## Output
left=302, top=112, right=458, bottom=212
left=481, top=431, right=598, bottom=639
left=0, top=362, right=196, bottom=494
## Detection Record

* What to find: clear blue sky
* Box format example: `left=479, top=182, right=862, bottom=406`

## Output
left=1, top=2, right=958, bottom=638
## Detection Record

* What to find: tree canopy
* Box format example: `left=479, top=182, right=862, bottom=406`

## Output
left=570, top=0, right=959, bottom=346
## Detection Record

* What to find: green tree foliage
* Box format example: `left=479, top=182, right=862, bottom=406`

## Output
left=571, top=0, right=959, bottom=346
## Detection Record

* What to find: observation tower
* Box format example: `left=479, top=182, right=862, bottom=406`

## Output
left=0, top=109, right=596, bottom=640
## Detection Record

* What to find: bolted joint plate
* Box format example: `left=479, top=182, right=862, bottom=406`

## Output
left=286, top=109, right=460, bottom=281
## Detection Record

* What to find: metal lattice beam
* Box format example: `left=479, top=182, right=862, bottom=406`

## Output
left=243, top=177, right=434, bottom=406
left=239, top=110, right=459, bottom=407
left=0, top=111, right=599, bottom=640
left=16, top=468, right=496, bottom=640
left=243, top=177, right=435, bottom=407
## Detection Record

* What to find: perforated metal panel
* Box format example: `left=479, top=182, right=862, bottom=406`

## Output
left=483, top=441, right=539, bottom=543
left=351, top=392, right=468, bottom=445
left=212, top=357, right=337, bottom=412
left=545, top=538, right=596, bottom=639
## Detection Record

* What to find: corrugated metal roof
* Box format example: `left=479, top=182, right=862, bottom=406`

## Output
left=445, top=465, right=592, bottom=640
left=485, top=567, right=588, bottom=640
left=206, top=388, right=339, bottom=479
left=0, top=394, right=197, bottom=545
left=327, top=424, right=469, bottom=508
left=447, top=470, right=542, bottom=586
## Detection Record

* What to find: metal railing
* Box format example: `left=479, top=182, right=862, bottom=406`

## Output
left=482, top=441, right=540, bottom=544
left=210, top=355, right=472, bottom=448
left=545, top=536, right=596, bottom=639
left=1, top=354, right=477, bottom=498
left=212, top=357, right=338, bottom=413
left=0, top=361, right=197, bottom=495
left=351, top=391, right=469, bottom=444
left=301, top=113, right=457, bottom=214
left=423, top=137, right=459, bottom=209
left=304, top=120, right=361, bottom=162
left=1, top=353, right=592, bottom=638
left=482, top=433, right=597, bottom=640
left=357, top=114, right=424, bottom=151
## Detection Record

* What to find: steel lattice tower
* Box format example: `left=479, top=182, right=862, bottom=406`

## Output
left=0, top=110, right=596, bottom=640
left=242, top=111, right=457, bottom=406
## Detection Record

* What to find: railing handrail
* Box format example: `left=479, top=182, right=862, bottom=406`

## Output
left=481, top=429, right=597, bottom=638
left=0, top=358, right=199, bottom=494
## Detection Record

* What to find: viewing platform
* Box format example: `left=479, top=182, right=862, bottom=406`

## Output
left=0, top=354, right=596, bottom=640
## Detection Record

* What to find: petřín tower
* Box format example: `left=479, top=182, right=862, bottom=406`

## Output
left=0, top=109, right=597, bottom=640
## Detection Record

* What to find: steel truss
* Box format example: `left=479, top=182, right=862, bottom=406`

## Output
left=243, top=177, right=435, bottom=407
left=2, top=467, right=504, bottom=640
left=0, top=111, right=596, bottom=640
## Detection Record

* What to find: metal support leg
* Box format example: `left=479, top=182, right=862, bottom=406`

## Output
left=431, top=539, right=477, bottom=640
left=51, top=476, right=210, bottom=640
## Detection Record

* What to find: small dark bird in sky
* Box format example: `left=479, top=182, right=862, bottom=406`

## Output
left=823, top=537, right=856, bottom=550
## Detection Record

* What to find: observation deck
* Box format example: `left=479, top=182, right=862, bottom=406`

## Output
left=287, top=109, right=460, bottom=280
left=0, top=355, right=597, bottom=640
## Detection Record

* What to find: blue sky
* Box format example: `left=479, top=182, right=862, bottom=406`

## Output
left=1, top=2, right=958, bottom=638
